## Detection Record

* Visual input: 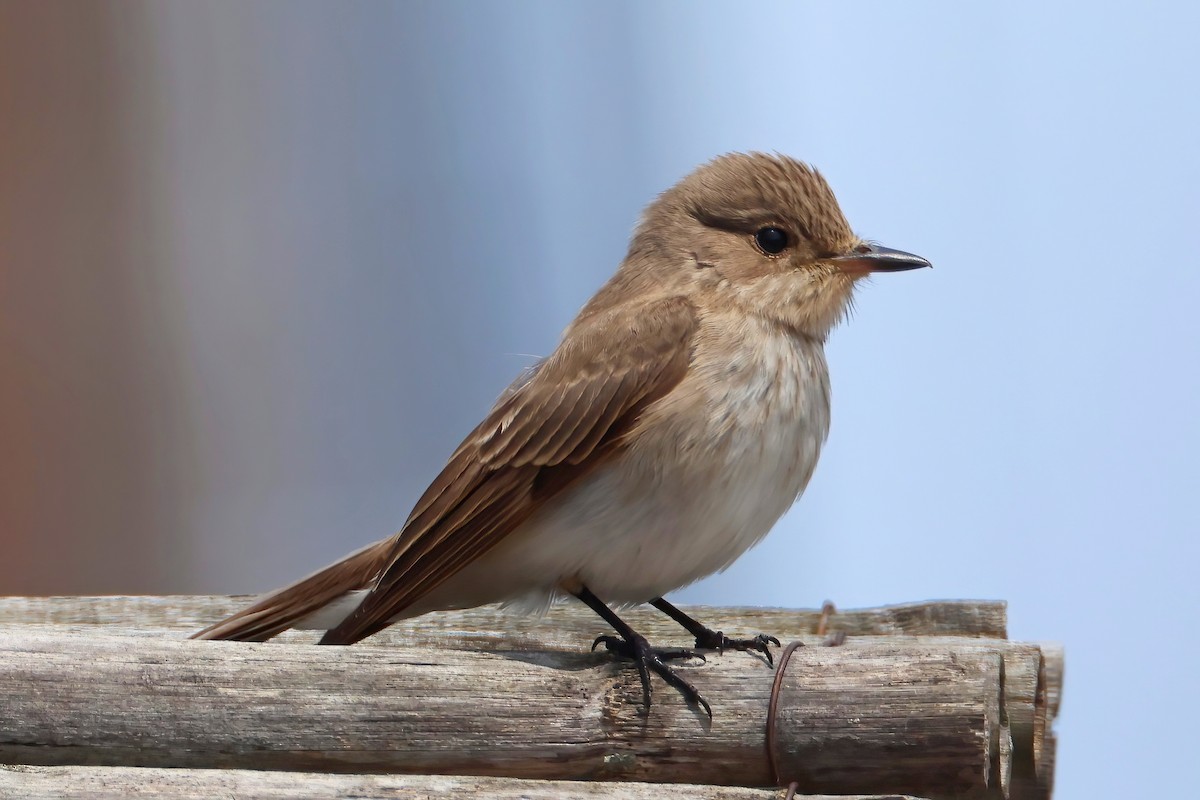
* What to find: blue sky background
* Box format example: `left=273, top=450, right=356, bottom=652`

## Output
left=2, top=3, right=1197, bottom=797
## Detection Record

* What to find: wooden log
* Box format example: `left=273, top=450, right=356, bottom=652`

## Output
left=1008, top=642, right=1063, bottom=800
left=1039, top=642, right=1065, bottom=721
left=0, top=598, right=1060, bottom=798
left=0, top=596, right=1009, bottom=646
left=0, top=765, right=932, bottom=800
left=0, top=626, right=1007, bottom=799
left=831, top=636, right=1047, bottom=800
left=0, top=597, right=1041, bottom=791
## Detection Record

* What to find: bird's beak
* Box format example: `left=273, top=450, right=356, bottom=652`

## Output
left=831, top=243, right=931, bottom=274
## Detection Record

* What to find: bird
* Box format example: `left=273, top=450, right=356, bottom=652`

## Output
left=192, top=152, right=930, bottom=717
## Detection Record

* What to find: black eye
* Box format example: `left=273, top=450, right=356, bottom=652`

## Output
left=755, top=226, right=789, bottom=255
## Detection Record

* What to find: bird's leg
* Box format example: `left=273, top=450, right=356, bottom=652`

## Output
left=650, top=596, right=781, bottom=666
left=573, top=586, right=711, bottom=717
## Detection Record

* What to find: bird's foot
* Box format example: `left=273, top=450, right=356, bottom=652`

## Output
left=646, top=597, right=780, bottom=666
left=692, top=629, right=782, bottom=666
left=592, top=633, right=711, bottom=717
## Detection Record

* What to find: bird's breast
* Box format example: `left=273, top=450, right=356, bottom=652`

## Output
left=493, top=316, right=833, bottom=605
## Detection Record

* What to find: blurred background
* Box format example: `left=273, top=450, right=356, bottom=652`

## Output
left=2, top=2, right=1197, bottom=796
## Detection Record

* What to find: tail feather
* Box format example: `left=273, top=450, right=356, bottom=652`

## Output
left=190, top=539, right=390, bottom=642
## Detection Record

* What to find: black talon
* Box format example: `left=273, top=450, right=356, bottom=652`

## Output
left=595, top=630, right=710, bottom=715
left=575, top=587, right=712, bottom=717
left=692, top=629, right=781, bottom=664
left=593, top=634, right=703, bottom=663
left=650, top=597, right=782, bottom=665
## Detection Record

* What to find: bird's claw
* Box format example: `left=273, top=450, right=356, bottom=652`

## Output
left=693, top=630, right=782, bottom=666
left=592, top=635, right=705, bottom=663
left=592, top=633, right=711, bottom=718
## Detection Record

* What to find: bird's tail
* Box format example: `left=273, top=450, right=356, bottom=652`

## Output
left=190, top=539, right=389, bottom=642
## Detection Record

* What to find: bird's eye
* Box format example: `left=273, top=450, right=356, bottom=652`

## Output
left=754, top=226, right=789, bottom=255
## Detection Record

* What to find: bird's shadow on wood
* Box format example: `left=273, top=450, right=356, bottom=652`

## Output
left=491, top=647, right=714, bottom=729
left=489, top=647, right=606, bottom=672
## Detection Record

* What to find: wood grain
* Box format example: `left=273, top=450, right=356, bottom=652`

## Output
left=0, top=766, right=932, bottom=800
left=0, top=597, right=1059, bottom=800
left=0, top=595, right=1009, bottom=644
left=0, top=626, right=1006, bottom=797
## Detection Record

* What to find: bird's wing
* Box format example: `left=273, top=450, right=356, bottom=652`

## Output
left=318, top=294, right=698, bottom=644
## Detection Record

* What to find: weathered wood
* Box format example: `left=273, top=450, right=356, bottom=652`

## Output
left=0, top=596, right=1009, bottom=646
left=0, top=627, right=1007, bottom=799
left=765, top=642, right=1005, bottom=797
left=1013, top=643, right=1063, bottom=800
left=1039, top=642, right=1065, bottom=721
left=0, top=597, right=1061, bottom=798
left=0, top=765, right=932, bottom=800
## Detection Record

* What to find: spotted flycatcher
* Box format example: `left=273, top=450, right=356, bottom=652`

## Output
left=193, top=153, right=930, bottom=716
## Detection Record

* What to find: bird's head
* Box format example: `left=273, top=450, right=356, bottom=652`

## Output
left=623, top=152, right=930, bottom=340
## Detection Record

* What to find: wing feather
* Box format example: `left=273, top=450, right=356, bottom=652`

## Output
left=320, top=295, right=697, bottom=644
